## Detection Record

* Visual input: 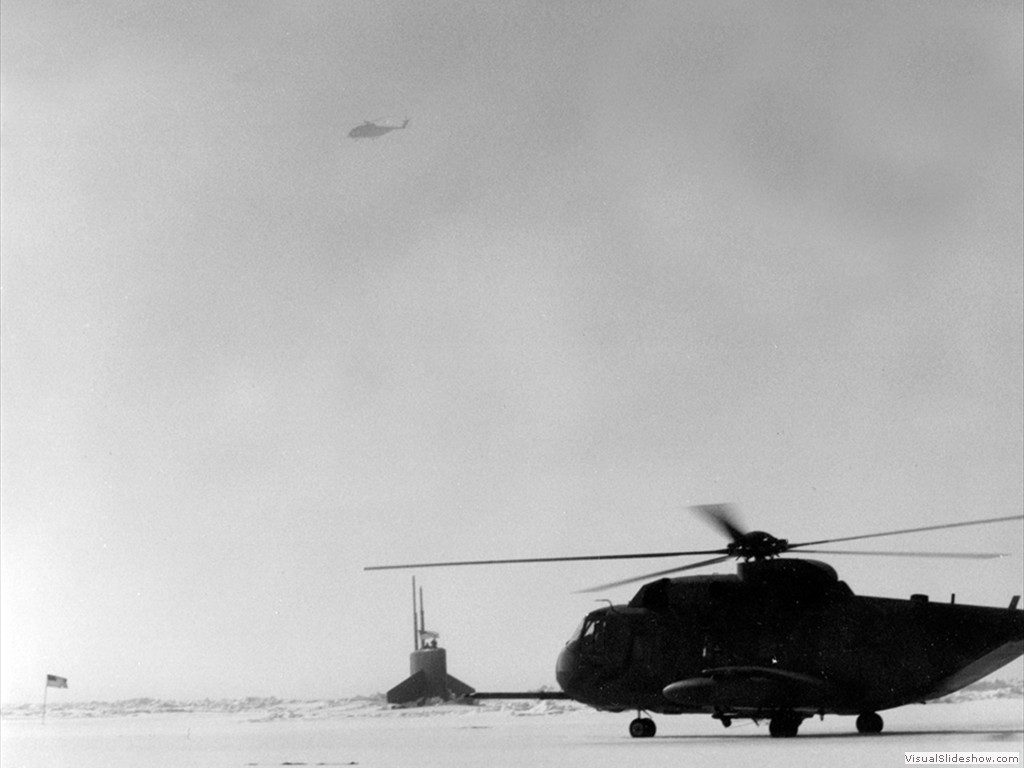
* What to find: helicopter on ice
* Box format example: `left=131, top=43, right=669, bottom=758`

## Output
left=366, top=505, right=1024, bottom=738
left=348, top=117, right=410, bottom=139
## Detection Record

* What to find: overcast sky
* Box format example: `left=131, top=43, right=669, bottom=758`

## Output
left=2, top=0, right=1022, bottom=704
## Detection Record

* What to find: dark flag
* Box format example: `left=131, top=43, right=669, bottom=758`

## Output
left=46, top=674, right=68, bottom=689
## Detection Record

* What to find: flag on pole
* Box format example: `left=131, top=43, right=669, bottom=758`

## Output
left=46, top=674, right=68, bottom=689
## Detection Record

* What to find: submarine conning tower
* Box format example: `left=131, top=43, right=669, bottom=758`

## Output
left=385, top=577, right=475, bottom=705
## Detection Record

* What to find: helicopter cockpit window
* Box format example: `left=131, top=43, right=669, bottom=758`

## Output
left=566, top=618, right=586, bottom=646
left=577, top=616, right=630, bottom=659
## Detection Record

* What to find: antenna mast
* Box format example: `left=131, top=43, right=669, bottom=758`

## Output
left=419, top=585, right=426, bottom=645
left=412, top=576, right=418, bottom=651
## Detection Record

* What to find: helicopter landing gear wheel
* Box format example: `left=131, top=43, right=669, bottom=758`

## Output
left=768, top=711, right=802, bottom=738
left=629, top=717, right=656, bottom=738
left=856, top=712, right=883, bottom=734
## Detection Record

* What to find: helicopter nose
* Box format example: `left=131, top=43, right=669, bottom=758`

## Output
left=555, top=642, right=579, bottom=691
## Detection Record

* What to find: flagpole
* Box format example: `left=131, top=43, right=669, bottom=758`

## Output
left=42, top=681, right=48, bottom=725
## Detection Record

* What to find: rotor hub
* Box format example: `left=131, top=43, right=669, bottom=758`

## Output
left=727, top=531, right=789, bottom=560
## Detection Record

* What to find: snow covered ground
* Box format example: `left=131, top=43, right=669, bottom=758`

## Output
left=2, top=686, right=1021, bottom=768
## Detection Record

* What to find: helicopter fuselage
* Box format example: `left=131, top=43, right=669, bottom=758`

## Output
left=348, top=120, right=409, bottom=139
left=555, top=559, right=1024, bottom=720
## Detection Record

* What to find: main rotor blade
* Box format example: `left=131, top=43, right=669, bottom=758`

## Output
left=795, top=549, right=1006, bottom=560
left=576, top=555, right=733, bottom=594
left=789, top=514, right=1024, bottom=550
left=364, top=548, right=729, bottom=571
left=692, top=503, right=746, bottom=542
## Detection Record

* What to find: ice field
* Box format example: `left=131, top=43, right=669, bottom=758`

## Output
left=2, top=691, right=1020, bottom=768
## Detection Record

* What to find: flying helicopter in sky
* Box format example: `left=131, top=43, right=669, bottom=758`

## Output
left=348, top=117, right=410, bottom=139
left=366, top=505, right=1024, bottom=738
